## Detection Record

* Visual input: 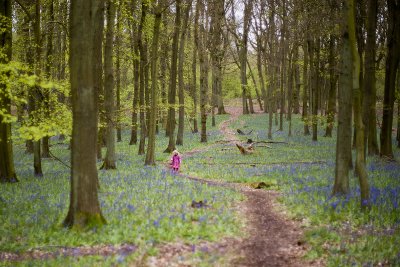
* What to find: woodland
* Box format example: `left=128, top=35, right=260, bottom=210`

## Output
left=0, top=0, right=400, bottom=266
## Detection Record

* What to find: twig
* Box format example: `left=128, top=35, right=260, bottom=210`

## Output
left=49, top=150, right=71, bottom=169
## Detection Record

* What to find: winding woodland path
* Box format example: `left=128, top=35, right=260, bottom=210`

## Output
left=147, top=106, right=322, bottom=267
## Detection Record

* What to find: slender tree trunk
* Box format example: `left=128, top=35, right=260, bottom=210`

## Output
left=380, top=0, right=400, bottom=159
left=0, top=0, right=18, bottom=183
left=303, top=40, right=310, bottom=135
left=164, top=0, right=181, bottom=152
left=93, top=0, right=105, bottom=159
left=42, top=0, right=54, bottom=158
left=247, top=60, right=263, bottom=111
left=279, top=0, right=286, bottom=131
left=333, top=0, right=353, bottom=195
left=325, top=35, right=337, bottom=137
left=287, top=50, right=293, bottom=137
left=240, top=0, right=253, bottom=115
left=33, top=0, right=43, bottom=177
left=129, top=19, right=139, bottom=145
left=363, top=0, right=379, bottom=155
left=176, top=1, right=191, bottom=146
left=191, top=0, right=200, bottom=133
left=256, top=38, right=267, bottom=113
left=64, top=0, right=106, bottom=229
left=101, top=0, right=117, bottom=169
left=138, top=1, right=148, bottom=155
left=349, top=0, right=370, bottom=208
left=293, top=45, right=301, bottom=115
left=312, top=38, right=320, bottom=141
left=198, top=0, right=208, bottom=142
left=116, top=4, right=122, bottom=142
left=145, top=1, right=162, bottom=165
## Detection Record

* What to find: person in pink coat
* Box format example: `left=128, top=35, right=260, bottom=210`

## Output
left=170, top=150, right=181, bottom=173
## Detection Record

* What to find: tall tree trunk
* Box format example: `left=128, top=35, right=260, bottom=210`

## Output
left=240, top=0, right=252, bottom=115
left=164, top=0, right=181, bottom=152
left=101, top=0, right=117, bottom=169
left=138, top=1, right=148, bottom=155
left=247, top=60, right=263, bottom=111
left=129, top=17, right=139, bottom=145
left=350, top=0, right=370, bottom=208
left=176, top=1, right=191, bottom=146
left=42, top=0, right=54, bottom=158
left=191, top=0, right=200, bottom=133
left=312, top=38, right=320, bottom=141
left=116, top=4, right=122, bottom=142
left=325, top=35, right=337, bottom=137
left=33, top=0, right=43, bottom=177
left=302, top=39, right=310, bottom=135
left=198, top=0, right=208, bottom=142
left=380, top=0, right=400, bottom=159
left=256, top=37, right=267, bottom=113
left=364, top=0, right=379, bottom=155
left=0, top=0, right=18, bottom=183
left=64, top=0, right=105, bottom=229
left=287, top=50, right=293, bottom=137
left=293, top=45, right=301, bottom=115
left=145, top=1, right=163, bottom=165
left=279, top=0, right=287, bottom=131
left=333, top=0, right=353, bottom=195
left=93, top=0, right=105, bottom=159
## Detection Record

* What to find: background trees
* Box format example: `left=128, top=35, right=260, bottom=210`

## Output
left=1, top=0, right=399, bottom=214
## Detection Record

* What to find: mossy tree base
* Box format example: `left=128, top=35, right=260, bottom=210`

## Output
left=63, top=212, right=106, bottom=230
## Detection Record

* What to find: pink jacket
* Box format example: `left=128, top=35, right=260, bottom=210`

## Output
left=171, top=154, right=181, bottom=169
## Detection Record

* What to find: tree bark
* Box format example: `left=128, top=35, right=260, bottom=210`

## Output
left=138, top=1, right=148, bottom=155
left=164, top=0, right=181, bottom=152
left=349, top=0, right=370, bottom=208
left=380, top=0, right=400, bottom=159
left=64, top=0, right=105, bottom=229
left=145, top=1, right=163, bottom=165
left=101, top=0, right=117, bottom=169
left=191, top=0, right=200, bottom=133
left=116, top=4, right=122, bottom=142
left=363, top=0, right=379, bottom=155
left=333, top=0, right=353, bottom=195
left=129, top=12, right=139, bottom=145
left=41, top=0, right=54, bottom=158
left=0, top=0, right=18, bottom=183
left=93, top=0, right=105, bottom=159
left=240, top=0, right=252, bottom=115
left=302, top=39, right=310, bottom=135
left=325, top=35, right=337, bottom=137
left=198, top=0, right=208, bottom=142
left=176, top=0, right=191, bottom=146
left=33, top=0, right=43, bottom=177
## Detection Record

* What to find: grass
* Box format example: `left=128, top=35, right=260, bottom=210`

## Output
left=185, top=112, right=400, bottom=266
left=2, top=110, right=400, bottom=266
left=0, top=115, right=243, bottom=266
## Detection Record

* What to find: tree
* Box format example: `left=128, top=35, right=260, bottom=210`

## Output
left=64, top=0, right=105, bottom=229
left=380, top=0, right=400, bottom=159
left=176, top=0, right=191, bottom=146
left=363, top=0, right=379, bottom=155
left=349, top=0, right=370, bottom=208
left=145, top=0, right=163, bottom=165
left=240, top=0, right=253, bottom=115
left=0, top=0, right=18, bottom=183
left=164, top=0, right=181, bottom=152
left=333, top=0, right=353, bottom=195
left=198, top=0, right=208, bottom=142
left=101, top=0, right=117, bottom=170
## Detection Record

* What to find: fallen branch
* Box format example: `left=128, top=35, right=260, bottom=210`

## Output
left=237, top=129, right=253, bottom=135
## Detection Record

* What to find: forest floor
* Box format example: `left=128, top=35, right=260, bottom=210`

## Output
left=144, top=105, right=323, bottom=267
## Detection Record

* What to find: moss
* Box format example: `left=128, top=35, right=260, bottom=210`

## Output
left=68, top=212, right=106, bottom=231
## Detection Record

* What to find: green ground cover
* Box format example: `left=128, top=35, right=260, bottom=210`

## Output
left=185, top=113, right=400, bottom=267
left=0, top=115, right=242, bottom=266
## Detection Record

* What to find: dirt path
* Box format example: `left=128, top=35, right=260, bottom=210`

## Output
left=146, top=106, right=320, bottom=267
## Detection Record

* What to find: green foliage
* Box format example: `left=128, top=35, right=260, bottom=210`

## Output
left=186, top=112, right=400, bottom=266
left=1, top=117, right=241, bottom=265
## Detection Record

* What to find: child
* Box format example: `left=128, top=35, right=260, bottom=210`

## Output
left=170, top=150, right=181, bottom=173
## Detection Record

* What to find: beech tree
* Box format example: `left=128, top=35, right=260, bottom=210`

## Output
left=0, top=0, right=17, bottom=183
left=64, top=0, right=105, bottom=228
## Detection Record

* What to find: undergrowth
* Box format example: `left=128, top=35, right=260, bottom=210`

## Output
left=185, top=112, right=400, bottom=266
